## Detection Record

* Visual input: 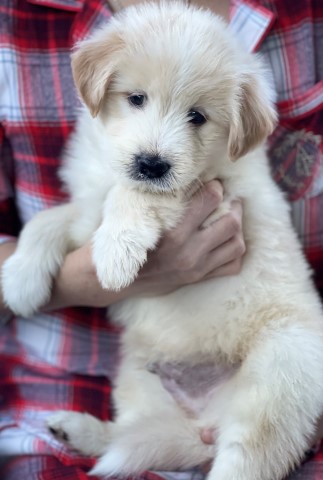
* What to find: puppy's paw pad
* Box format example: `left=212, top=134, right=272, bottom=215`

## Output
left=48, top=425, right=70, bottom=442
left=46, top=411, right=85, bottom=448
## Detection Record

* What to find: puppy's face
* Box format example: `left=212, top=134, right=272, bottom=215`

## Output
left=99, top=49, right=232, bottom=193
left=72, top=3, right=276, bottom=193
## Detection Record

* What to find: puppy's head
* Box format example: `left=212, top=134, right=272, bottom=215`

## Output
left=72, top=2, right=276, bottom=193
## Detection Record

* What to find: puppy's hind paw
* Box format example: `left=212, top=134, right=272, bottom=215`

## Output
left=47, top=410, right=81, bottom=446
left=47, top=410, right=111, bottom=457
left=48, top=422, right=70, bottom=443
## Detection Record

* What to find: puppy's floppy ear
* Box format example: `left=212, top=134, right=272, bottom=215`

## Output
left=71, top=26, right=124, bottom=117
left=228, top=69, right=277, bottom=161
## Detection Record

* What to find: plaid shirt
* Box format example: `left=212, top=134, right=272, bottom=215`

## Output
left=1, top=0, right=323, bottom=478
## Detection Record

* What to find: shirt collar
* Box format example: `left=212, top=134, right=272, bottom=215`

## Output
left=230, top=0, right=276, bottom=52
left=25, top=0, right=276, bottom=49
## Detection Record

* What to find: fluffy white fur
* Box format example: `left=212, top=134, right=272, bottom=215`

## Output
left=2, top=3, right=323, bottom=479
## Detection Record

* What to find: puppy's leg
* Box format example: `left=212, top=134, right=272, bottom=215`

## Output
left=1, top=203, right=77, bottom=316
left=90, top=353, right=213, bottom=476
left=47, top=353, right=213, bottom=476
left=47, top=409, right=212, bottom=476
left=208, top=323, right=323, bottom=480
left=47, top=410, right=112, bottom=457
left=90, top=414, right=213, bottom=478
left=92, top=185, right=180, bottom=290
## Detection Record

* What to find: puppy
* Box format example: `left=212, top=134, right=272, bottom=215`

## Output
left=2, top=2, right=323, bottom=479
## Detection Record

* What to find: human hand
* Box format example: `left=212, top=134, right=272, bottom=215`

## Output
left=132, top=179, right=245, bottom=296
left=48, top=180, right=245, bottom=309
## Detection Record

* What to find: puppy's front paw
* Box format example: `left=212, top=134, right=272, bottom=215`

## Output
left=92, top=229, right=150, bottom=291
left=1, top=253, right=52, bottom=317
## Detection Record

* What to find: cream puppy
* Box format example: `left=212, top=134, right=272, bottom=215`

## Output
left=2, top=2, right=323, bottom=480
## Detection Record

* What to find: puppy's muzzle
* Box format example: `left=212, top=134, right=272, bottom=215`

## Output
left=133, top=153, right=171, bottom=180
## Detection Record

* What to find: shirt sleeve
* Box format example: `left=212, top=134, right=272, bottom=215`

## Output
left=0, top=124, right=21, bottom=244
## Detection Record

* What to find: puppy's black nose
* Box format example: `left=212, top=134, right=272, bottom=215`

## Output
left=134, top=154, right=171, bottom=179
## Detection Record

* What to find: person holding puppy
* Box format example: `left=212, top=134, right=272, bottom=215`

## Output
left=0, top=0, right=322, bottom=479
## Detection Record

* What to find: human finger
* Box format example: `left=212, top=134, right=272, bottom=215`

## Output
left=205, top=232, right=246, bottom=271
left=198, top=199, right=243, bottom=254
left=175, top=181, right=223, bottom=239
left=204, top=256, right=244, bottom=279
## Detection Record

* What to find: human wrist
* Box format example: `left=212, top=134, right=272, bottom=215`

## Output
left=46, top=245, right=135, bottom=311
left=46, top=246, right=100, bottom=310
left=0, top=241, right=18, bottom=313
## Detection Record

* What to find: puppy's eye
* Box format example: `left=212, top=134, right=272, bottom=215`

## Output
left=188, top=110, right=207, bottom=126
left=128, top=94, right=146, bottom=108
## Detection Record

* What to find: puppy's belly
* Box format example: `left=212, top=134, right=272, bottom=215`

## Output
left=147, top=360, right=239, bottom=417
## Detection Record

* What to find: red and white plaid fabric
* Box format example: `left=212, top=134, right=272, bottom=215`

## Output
left=1, top=0, right=323, bottom=478
left=231, top=0, right=323, bottom=295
